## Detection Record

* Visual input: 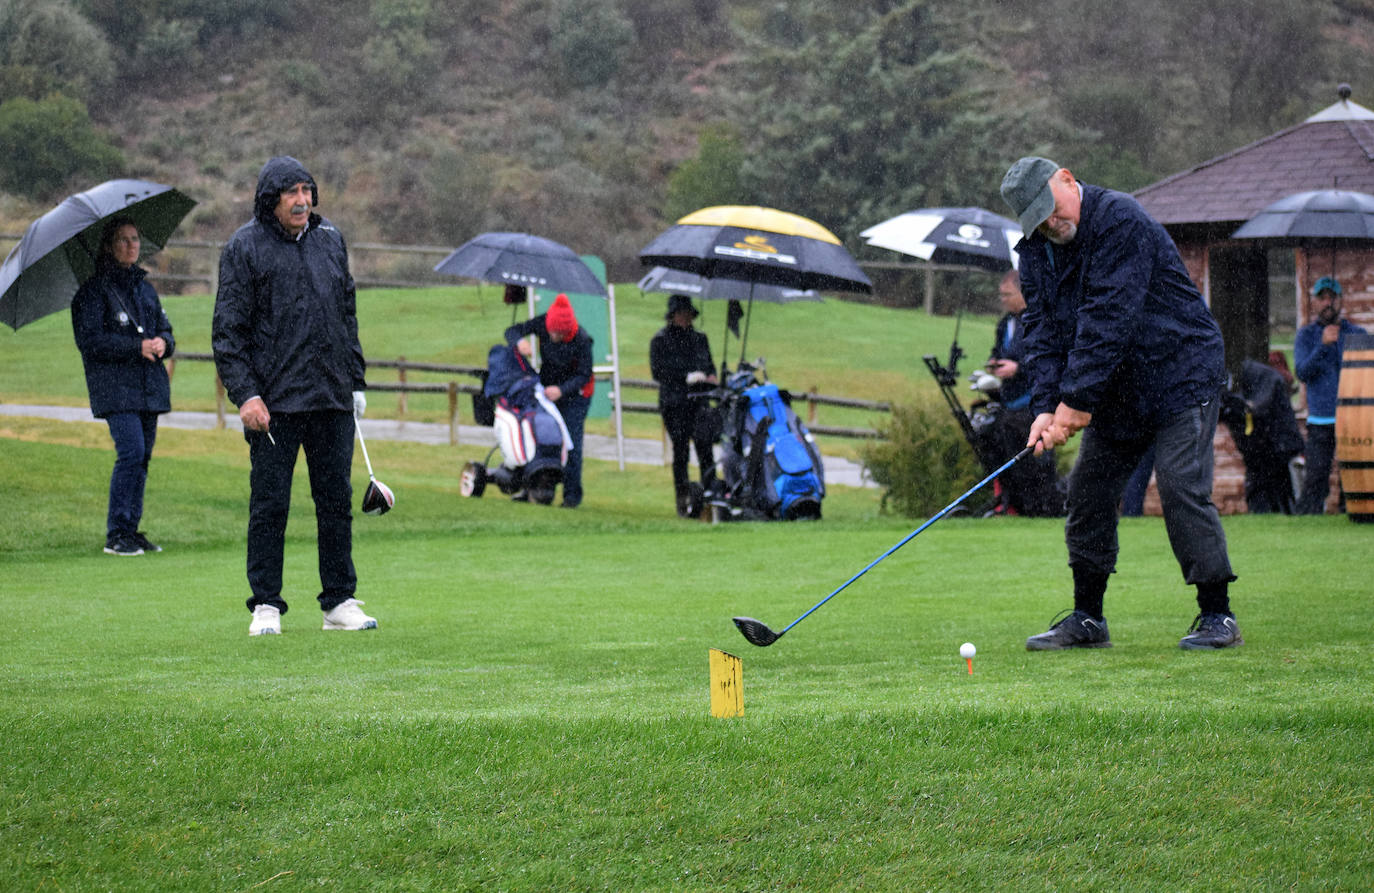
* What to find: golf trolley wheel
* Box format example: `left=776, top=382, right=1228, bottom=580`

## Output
left=460, top=461, right=487, bottom=497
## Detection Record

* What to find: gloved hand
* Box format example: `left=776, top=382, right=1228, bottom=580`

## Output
left=353, top=390, right=367, bottom=417
left=685, top=371, right=706, bottom=385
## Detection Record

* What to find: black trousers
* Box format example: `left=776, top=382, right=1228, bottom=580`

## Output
left=244, top=410, right=356, bottom=614
left=1066, top=401, right=1234, bottom=586
left=661, top=400, right=716, bottom=496
left=1297, top=423, right=1337, bottom=514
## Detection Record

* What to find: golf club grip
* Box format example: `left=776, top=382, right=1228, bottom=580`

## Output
left=777, top=446, right=1032, bottom=636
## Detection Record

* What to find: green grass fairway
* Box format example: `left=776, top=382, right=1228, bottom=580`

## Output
left=2, top=417, right=1371, bottom=891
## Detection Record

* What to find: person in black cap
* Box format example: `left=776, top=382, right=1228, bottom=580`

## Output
left=650, top=294, right=719, bottom=516
left=1000, top=155, right=1240, bottom=651
left=1294, top=276, right=1367, bottom=514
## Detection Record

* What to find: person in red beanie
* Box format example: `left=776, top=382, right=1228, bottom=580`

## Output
left=504, top=293, right=595, bottom=507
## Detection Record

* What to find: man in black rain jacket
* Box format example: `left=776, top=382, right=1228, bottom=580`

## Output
left=212, top=155, right=376, bottom=637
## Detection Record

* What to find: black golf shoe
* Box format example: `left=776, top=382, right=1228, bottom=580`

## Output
left=1179, top=613, right=1243, bottom=650
left=1025, top=609, right=1112, bottom=650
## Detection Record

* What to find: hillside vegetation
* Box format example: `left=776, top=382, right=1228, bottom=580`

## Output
left=4, top=0, right=1374, bottom=287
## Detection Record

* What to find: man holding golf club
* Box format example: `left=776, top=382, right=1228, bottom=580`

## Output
left=1000, top=156, right=1241, bottom=650
left=213, top=156, right=377, bottom=636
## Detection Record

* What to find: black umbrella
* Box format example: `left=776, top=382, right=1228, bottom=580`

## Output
left=860, top=206, right=1022, bottom=272
left=0, top=179, right=197, bottom=330
left=636, top=266, right=821, bottom=304
left=433, top=231, right=607, bottom=298
left=1231, top=189, right=1374, bottom=242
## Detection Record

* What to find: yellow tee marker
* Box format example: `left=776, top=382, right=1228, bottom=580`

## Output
left=708, top=648, right=743, bottom=718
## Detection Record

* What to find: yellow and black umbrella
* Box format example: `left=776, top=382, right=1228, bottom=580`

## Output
left=638, top=205, right=871, bottom=295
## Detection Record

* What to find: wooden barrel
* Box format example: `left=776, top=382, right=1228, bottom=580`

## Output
left=1336, top=332, right=1374, bottom=522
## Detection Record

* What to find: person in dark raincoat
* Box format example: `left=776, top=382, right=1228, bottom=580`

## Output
left=504, top=293, right=594, bottom=508
left=1001, top=156, right=1240, bottom=651
left=1220, top=358, right=1304, bottom=514
left=212, top=156, right=375, bottom=637
left=650, top=294, right=719, bottom=517
left=71, top=217, right=175, bottom=557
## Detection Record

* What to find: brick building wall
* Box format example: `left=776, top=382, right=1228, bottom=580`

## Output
left=1141, top=242, right=1366, bottom=516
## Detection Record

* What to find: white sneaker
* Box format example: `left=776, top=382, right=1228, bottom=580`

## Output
left=249, top=604, right=281, bottom=636
left=322, top=598, right=377, bottom=631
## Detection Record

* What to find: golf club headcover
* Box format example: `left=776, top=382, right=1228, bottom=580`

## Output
left=362, top=478, right=394, bottom=515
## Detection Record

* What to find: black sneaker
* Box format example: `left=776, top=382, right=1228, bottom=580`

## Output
left=131, top=531, right=162, bottom=553
left=1179, top=613, right=1243, bottom=650
left=103, top=534, right=144, bottom=557
left=1025, top=609, right=1112, bottom=650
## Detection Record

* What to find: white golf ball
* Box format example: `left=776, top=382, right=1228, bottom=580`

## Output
left=959, top=642, right=976, bottom=659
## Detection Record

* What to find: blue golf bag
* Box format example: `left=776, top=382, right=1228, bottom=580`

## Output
left=714, top=363, right=825, bottom=521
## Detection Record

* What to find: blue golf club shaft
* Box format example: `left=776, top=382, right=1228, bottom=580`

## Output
left=775, top=446, right=1033, bottom=637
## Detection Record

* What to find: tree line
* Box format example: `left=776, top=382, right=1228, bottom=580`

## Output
left=1, top=0, right=1368, bottom=290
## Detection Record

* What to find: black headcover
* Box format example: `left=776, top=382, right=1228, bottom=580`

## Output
left=362, top=478, right=394, bottom=515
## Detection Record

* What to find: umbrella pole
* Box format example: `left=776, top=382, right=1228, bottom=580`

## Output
left=737, top=289, right=755, bottom=367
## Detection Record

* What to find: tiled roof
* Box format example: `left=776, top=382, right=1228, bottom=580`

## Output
left=1135, top=99, right=1374, bottom=226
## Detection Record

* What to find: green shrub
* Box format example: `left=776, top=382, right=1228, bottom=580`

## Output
left=0, top=93, right=123, bottom=198
left=0, top=0, right=114, bottom=101
left=550, top=0, right=632, bottom=89
left=860, top=398, right=982, bottom=518
left=662, top=124, right=746, bottom=222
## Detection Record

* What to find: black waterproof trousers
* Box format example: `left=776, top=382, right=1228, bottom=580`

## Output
left=243, top=410, right=356, bottom=614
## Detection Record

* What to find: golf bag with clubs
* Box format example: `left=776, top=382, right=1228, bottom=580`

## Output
left=924, top=334, right=1063, bottom=518
left=460, top=343, right=570, bottom=505
left=708, top=360, right=825, bottom=521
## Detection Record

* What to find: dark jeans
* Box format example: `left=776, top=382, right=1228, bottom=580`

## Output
left=1297, top=423, right=1336, bottom=514
left=661, top=400, right=716, bottom=495
left=557, top=394, right=589, bottom=507
left=244, top=410, right=356, bottom=615
left=1066, top=400, right=1234, bottom=586
left=104, top=411, right=159, bottom=537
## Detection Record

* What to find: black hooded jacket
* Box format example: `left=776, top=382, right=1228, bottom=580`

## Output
left=212, top=156, right=365, bottom=413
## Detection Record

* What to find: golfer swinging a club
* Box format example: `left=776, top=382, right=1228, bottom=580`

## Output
left=1000, top=156, right=1241, bottom=650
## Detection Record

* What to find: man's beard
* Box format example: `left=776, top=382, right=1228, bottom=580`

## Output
left=1045, top=223, right=1077, bottom=245
left=1317, top=305, right=1339, bottom=326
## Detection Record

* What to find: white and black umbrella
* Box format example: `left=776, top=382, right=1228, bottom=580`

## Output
left=861, top=206, right=1021, bottom=272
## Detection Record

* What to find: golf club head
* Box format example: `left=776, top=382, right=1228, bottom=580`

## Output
left=361, top=478, right=394, bottom=515
left=733, top=616, right=781, bottom=647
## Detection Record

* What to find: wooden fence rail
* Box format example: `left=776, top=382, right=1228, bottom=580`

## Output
left=170, top=352, right=889, bottom=443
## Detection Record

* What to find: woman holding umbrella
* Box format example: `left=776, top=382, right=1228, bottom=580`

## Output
left=71, top=216, right=175, bottom=556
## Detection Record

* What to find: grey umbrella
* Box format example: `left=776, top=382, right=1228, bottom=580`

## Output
left=1231, top=189, right=1374, bottom=241
left=636, top=266, right=821, bottom=303
left=0, top=179, right=197, bottom=330
left=433, top=231, right=607, bottom=298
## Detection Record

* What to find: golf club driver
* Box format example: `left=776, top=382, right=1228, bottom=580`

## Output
left=354, top=413, right=395, bottom=515
left=733, top=446, right=1033, bottom=647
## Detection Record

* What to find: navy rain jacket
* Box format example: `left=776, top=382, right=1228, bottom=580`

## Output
left=503, top=315, right=594, bottom=401
left=1016, top=183, right=1225, bottom=439
left=71, top=256, right=175, bottom=418
left=212, top=156, right=365, bottom=413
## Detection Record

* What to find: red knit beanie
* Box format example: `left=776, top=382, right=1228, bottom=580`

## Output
left=546, top=293, right=578, bottom=338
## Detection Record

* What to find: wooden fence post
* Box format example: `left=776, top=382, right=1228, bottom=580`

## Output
left=447, top=381, right=459, bottom=446
left=397, top=355, right=408, bottom=416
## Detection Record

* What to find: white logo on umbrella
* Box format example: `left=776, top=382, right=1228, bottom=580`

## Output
left=948, top=224, right=991, bottom=248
